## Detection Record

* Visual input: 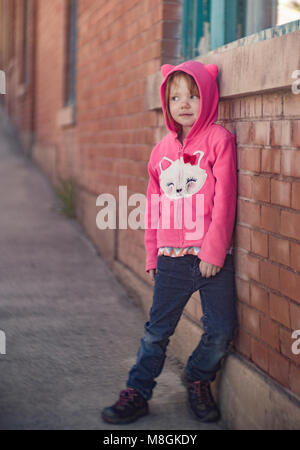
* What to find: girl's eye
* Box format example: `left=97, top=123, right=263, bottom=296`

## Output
left=186, top=178, right=196, bottom=184
left=191, top=95, right=199, bottom=99
left=171, top=96, right=179, bottom=101
left=167, top=182, right=174, bottom=187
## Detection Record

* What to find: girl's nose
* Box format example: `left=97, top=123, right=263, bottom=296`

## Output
left=180, top=100, right=191, bottom=108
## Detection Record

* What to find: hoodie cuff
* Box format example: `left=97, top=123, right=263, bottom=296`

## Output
left=145, top=257, right=158, bottom=272
left=197, top=248, right=227, bottom=268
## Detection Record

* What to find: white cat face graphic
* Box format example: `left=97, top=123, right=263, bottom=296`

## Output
left=159, top=151, right=207, bottom=199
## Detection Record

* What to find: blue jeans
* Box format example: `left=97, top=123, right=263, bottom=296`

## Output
left=126, top=254, right=238, bottom=401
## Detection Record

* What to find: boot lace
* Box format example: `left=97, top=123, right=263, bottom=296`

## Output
left=115, top=388, right=140, bottom=407
left=189, top=380, right=214, bottom=406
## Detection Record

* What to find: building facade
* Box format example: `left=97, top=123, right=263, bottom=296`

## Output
left=1, top=0, right=300, bottom=429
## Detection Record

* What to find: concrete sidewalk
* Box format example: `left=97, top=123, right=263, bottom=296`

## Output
left=0, top=107, right=223, bottom=430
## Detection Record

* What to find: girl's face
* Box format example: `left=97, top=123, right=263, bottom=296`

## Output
left=169, top=76, right=200, bottom=138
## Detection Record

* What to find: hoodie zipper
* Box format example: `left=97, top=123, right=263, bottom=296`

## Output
left=176, top=137, right=185, bottom=246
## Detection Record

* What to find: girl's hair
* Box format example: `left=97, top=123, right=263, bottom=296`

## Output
left=164, top=71, right=199, bottom=134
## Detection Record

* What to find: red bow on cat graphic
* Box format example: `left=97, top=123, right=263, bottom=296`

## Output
left=183, top=153, right=197, bottom=165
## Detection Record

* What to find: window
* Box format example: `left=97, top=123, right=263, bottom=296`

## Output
left=64, top=0, right=77, bottom=107
left=210, top=0, right=247, bottom=51
left=182, top=0, right=211, bottom=59
left=181, top=0, right=300, bottom=58
left=182, top=0, right=247, bottom=58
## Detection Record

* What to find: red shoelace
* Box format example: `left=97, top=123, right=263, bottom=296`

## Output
left=116, top=388, right=139, bottom=407
left=189, top=381, right=214, bottom=405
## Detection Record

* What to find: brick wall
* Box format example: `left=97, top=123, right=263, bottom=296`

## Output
left=217, top=91, right=300, bottom=397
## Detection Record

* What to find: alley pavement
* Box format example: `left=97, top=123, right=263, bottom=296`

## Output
left=0, top=106, right=223, bottom=430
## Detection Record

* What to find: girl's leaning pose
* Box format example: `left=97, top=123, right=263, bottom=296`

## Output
left=102, top=60, right=238, bottom=425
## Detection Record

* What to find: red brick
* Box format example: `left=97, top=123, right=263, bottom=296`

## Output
left=291, top=120, right=300, bottom=148
left=280, top=210, right=300, bottom=240
left=290, top=241, right=300, bottom=273
left=271, top=178, right=291, bottom=207
left=261, top=205, right=281, bottom=233
left=252, top=175, right=270, bottom=202
left=253, top=121, right=270, bottom=145
left=250, top=283, right=269, bottom=314
left=236, top=301, right=243, bottom=325
left=237, top=199, right=260, bottom=227
left=242, top=304, right=261, bottom=337
left=235, top=277, right=250, bottom=303
left=271, top=120, right=292, bottom=146
left=269, top=350, right=290, bottom=388
left=238, top=173, right=252, bottom=198
left=236, top=251, right=260, bottom=282
left=236, top=146, right=242, bottom=170
left=260, top=316, right=280, bottom=351
left=241, top=148, right=261, bottom=172
left=290, top=302, right=300, bottom=330
left=235, top=250, right=248, bottom=280
left=261, top=149, right=281, bottom=174
left=231, top=99, right=241, bottom=119
left=241, top=95, right=262, bottom=118
left=235, top=328, right=251, bottom=358
left=235, top=122, right=252, bottom=145
left=218, top=101, right=231, bottom=121
left=260, top=260, right=280, bottom=291
left=280, top=268, right=300, bottom=303
left=291, top=182, right=300, bottom=210
left=251, top=229, right=268, bottom=257
left=269, top=235, right=290, bottom=266
left=251, top=338, right=269, bottom=372
left=269, top=292, right=290, bottom=328
left=236, top=225, right=251, bottom=251
left=284, top=92, right=300, bottom=116
left=262, top=93, right=283, bottom=117
left=281, top=150, right=300, bottom=177
left=290, top=364, right=300, bottom=398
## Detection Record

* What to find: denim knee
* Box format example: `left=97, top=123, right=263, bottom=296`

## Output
left=205, top=327, right=237, bottom=348
left=143, top=329, right=169, bottom=348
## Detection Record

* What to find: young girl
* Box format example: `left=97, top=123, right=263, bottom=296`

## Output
left=102, top=60, right=238, bottom=425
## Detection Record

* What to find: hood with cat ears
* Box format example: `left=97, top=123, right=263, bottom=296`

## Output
left=160, top=61, right=219, bottom=140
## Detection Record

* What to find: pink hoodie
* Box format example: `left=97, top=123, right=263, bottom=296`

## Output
left=144, top=60, right=237, bottom=272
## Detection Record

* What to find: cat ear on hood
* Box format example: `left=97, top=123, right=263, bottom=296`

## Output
left=205, top=64, right=218, bottom=80
left=161, top=64, right=175, bottom=78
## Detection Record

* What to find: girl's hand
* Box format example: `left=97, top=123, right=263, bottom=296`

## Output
left=199, top=260, right=221, bottom=278
left=148, top=269, right=156, bottom=282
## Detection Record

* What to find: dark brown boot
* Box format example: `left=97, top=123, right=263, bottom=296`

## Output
left=184, top=378, right=220, bottom=422
left=101, top=387, right=149, bottom=425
